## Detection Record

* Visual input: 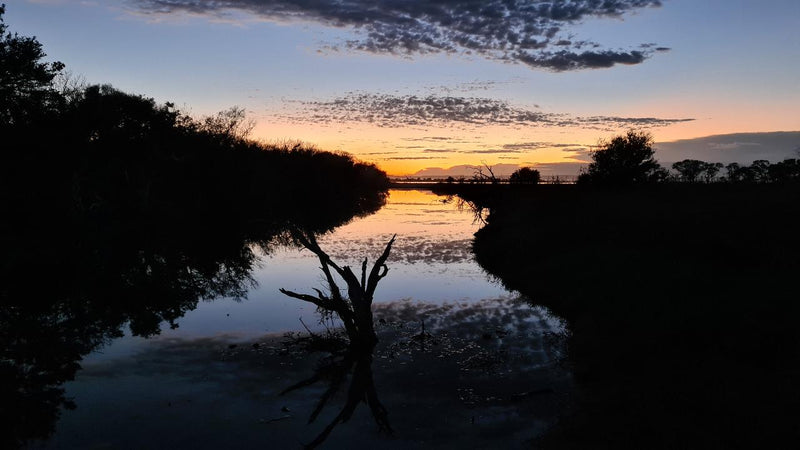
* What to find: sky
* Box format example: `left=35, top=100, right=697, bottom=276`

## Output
left=9, top=0, right=800, bottom=176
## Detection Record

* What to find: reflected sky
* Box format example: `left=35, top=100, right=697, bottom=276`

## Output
left=84, top=189, right=509, bottom=361
left=47, top=298, right=569, bottom=450
left=38, top=192, right=571, bottom=448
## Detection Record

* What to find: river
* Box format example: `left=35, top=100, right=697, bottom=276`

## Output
left=29, top=189, right=570, bottom=449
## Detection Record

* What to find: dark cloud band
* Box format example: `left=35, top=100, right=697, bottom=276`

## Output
left=132, top=0, right=667, bottom=71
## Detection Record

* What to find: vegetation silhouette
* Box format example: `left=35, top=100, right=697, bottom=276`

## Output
left=0, top=187, right=388, bottom=448
left=447, top=182, right=800, bottom=448
left=577, top=130, right=668, bottom=186
left=672, top=159, right=723, bottom=183
left=0, top=6, right=390, bottom=448
left=278, top=230, right=396, bottom=448
left=430, top=128, right=800, bottom=447
left=280, top=229, right=395, bottom=350
left=508, top=166, right=541, bottom=184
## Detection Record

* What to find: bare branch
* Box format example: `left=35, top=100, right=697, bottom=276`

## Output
left=360, top=258, right=368, bottom=289
left=366, top=235, right=396, bottom=298
left=279, top=288, right=328, bottom=309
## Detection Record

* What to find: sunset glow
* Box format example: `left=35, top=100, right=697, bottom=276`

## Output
left=10, top=0, right=800, bottom=175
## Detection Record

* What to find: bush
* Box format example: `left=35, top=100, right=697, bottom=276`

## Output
left=578, top=130, right=667, bottom=186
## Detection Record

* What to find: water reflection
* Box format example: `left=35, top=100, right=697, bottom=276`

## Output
left=276, top=229, right=396, bottom=448
left=5, top=189, right=570, bottom=449
left=0, top=231, right=257, bottom=448
left=0, top=189, right=385, bottom=448
left=281, top=348, right=391, bottom=449
left=41, top=298, right=567, bottom=449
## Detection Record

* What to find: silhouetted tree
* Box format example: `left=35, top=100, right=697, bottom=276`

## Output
left=473, top=162, right=499, bottom=184
left=0, top=4, right=64, bottom=126
left=750, top=159, right=771, bottom=183
left=768, top=158, right=800, bottom=184
left=725, top=162, right=744, bottom=183
left=701, top=162, right=723, bottom=183
left=280, top=230, right=395, bottom=350
left=577, top=130, right=667, bottom=186
left=672, top=159, right=706, bottom=183
left=509, top=167, right=541, bottom=184
left=672, top=159, right=723, bottom=183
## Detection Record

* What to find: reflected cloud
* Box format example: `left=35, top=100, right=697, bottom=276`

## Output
left=69, top=297, right=569, bottom=447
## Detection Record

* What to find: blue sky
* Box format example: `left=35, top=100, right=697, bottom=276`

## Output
left=9, top=0, right=800, bottom=174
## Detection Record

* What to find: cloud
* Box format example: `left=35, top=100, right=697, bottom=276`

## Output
left=282, top=92, right=692, bottom=130
left=385, top=156, right=446, bottom=160
left=655, top=131, right=800, bottom=164
left=707, top=142, right=761, bottom=150
left=501, top=141, right=588, bottom=151
left=400, top=136, right=454, bottom=142
left=132, top=0, right=667, bottom=71
left=463, top=149, right=520, bottom=154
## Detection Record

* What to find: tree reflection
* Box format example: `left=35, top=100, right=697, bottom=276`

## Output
left=282, top=349, right=391, bottom=450
left=0, top=197, right=386, bottom=449
left=279, top=229, right=395, bottom=448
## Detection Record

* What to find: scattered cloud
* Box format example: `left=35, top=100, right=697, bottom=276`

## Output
left=461, top=149, right=522, bottom=154
left=281, top=92, right=693, bottom=130
left=400, top=136, right=454, bottom=142
left=132, top=0, right=667, bottom=71
left=385, top=156, right=446, bottom=160
left=707, top=142, right=762, bottom=150
left=422, top=149, right=458, bottom=153
left=501, top=141, right=589, bottom=151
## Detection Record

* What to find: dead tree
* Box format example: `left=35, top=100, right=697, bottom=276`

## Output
left=280, top=229, right=396, bottom=350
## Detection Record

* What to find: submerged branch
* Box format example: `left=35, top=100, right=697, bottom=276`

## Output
left=280, top=229, right=396, bottom=349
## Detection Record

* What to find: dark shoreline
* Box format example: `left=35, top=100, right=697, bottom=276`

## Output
left=439, top=182, right=800, bottom=448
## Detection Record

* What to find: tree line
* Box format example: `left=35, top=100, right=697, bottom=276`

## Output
left=1, top=4, right=389, bottom=239
left=577, top=130, right=800, bottom=186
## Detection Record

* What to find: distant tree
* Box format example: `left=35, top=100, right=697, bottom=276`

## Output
left=725, top=163, right=744, bottom=183
left=768, top=158, right=800, bottom=184
left=750, top=160, right=771, bottom=183
left=0, top=4, right=65, bottom=126
left=672, top=159, right=706, bottom=183
left=473, top=162, right=499, bottom=184
left=701, top=162, right=724, bottom=183
left=672, top=159, right=724, bottom=183
left=578, top=130, right=668, bottom=186
left=509, top=167, right=541, bottom=184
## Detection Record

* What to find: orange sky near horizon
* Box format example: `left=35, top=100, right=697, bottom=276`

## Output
left=254, top=105, right=800, bottom=176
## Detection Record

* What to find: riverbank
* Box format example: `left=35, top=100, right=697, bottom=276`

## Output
left=444, top=183, right=800, bottom=448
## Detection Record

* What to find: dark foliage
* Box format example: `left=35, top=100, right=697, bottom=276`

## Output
left=578, top=130, right=668, bottom=186
left=456, top=184, right=800, bottom=448
left=724, top=159, right=800, bottom=184
left=508, top=166, right=541, bottom=184
left=0, top=8, right=389, bottom=447
left=672, top=159, right=723, bottom=183
left=0, top=4, right=64, bottom=126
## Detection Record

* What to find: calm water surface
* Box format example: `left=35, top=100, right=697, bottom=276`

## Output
left=36, top=189, right=570, bottom=449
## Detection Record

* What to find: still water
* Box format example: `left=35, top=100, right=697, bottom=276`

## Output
left=35, top=189, right=570, bottom=449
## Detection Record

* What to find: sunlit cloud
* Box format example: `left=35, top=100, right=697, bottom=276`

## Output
left=132, top=0, right=667, bottom=71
